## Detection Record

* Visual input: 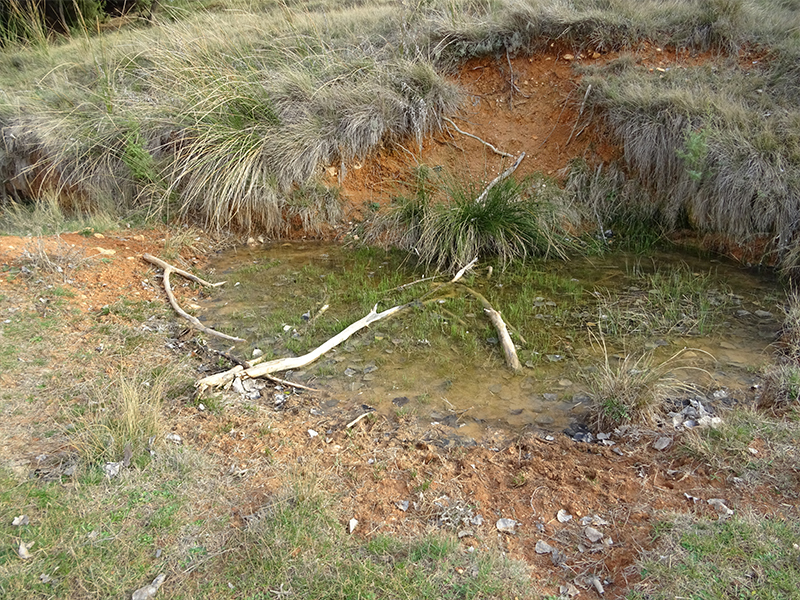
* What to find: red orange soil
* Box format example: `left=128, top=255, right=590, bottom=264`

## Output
left=0, top=48, right=790, bottom=598
left=336, top=44, right=766, bottom=223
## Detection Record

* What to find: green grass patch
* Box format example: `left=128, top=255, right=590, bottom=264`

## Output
left=682, top=407, right=800, bottom=496
left=632, top=512, right=800, bottom=599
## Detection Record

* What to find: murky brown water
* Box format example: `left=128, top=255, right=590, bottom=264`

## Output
left=198, top=243, right=784, bottom=437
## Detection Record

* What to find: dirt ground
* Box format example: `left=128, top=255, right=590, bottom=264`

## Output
left=0, top=47, right=790, bottom=598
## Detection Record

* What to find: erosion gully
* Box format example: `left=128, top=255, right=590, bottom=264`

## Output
left=197, top=242, right=783, bottom=442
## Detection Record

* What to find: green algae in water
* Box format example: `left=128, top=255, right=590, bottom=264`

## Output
left=198, top=243, right=783, bottom=435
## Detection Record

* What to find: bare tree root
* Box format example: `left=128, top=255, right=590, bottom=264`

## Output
left=443, top=117, right=515, bottom=158
left=143, top=253, right=245, bottom=343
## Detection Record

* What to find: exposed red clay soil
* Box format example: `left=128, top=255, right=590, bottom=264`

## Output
left=0, top=46, right=789, bottom=598
left=335, top=44, right=766, bottom=223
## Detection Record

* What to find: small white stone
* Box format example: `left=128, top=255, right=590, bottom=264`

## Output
left=496, top=518, right=518, bottom=533
left=349, top=518, right=358, bottom=533
left=585, top=526, right=604, bottom=542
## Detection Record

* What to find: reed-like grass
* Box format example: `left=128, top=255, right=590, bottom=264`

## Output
left=1, top=0, right=799, bottom=252
left=372, top=171, right=572, bottom=273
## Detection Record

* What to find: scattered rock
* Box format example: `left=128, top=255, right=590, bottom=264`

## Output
left=131, top=574, right=166, bottom=600
left=708, top=498, right=734, bottom=519
left=349, top=518, right=358, bottom=533
left=557, top=509, right=573, bottom=523
left=17, top=540, right=34, bottom=559
left=12, top=515, right=29, bottom=526
left=344, top=367, right=357, bottom=377
left=395, top=500, right=409, bottom=512
left=363, top=363, right=378, bottom=374
left=754, top=310, right=773, bottom=319
left=308, top=429, right=319, bottom=438
left=457, top=529, right=474, bottom=539
left=653, top=436, right=672, bottom=451
left=165, top=433, right=182, bottom=445
left=535, top=540, right=554, bottom=554
left=584, top=526, right=604, bottom=543
left=496, top=518, right=518, bottom=533
left=535, top=414, right=555, bottom=426
left=252, top=348, right=263, bottom=358
left=559, top=583, right=580, bottom=599
left=103, top=461, right=122, bottom=479
left=470, top=514, right=484, bottom=526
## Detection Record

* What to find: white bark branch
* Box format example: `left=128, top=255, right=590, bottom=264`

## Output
left=196, top=304, right=403, bottom=391
left=443, top=117, right=515, bottom=158
left=475, top=152, right=526, bottom=206
left=143, top=254, right=245, bottom=343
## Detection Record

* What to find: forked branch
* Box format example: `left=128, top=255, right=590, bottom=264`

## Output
left=143, top=254, right=245, bottom=343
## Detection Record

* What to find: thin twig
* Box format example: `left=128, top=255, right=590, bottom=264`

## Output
left=265, top=374, right=320, bottom=392
left=442, top=117, right=514, bottom=158
left=475, top=152, right=526, bottom=205
left=566, top=84, right=592, bottom=147
left=506, top=49, right=514, bottom=110
left=142, top=254, right=225, bottom=287
left=390, top=275, right=441, bottom=292
left=347, top=412, right=372, bottom=429
left=538, top=87, right=576, bottom=149
left=143, top=254, right=245, bottom=343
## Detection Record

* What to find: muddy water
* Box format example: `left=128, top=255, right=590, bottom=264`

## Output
left=198, top=243, right=783, bottom=438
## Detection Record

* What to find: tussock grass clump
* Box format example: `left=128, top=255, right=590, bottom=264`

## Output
left=759, top=293, right=800, bottom=410
left=0, top=5, right=461, bottom=234
left=584, top=336, right=703, bottom=430
left=71, top=368, right=176, bottom=466
left=579, top=51, right=800, bottom=269
left=373, top=170, right=571, bottom=273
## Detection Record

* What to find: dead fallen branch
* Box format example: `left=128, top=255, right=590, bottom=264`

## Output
left=443, top=117, right=515, bottom=158
left=196, top=304, right=404, bottom=392
left=143, top=253, right=245, bottom=343
left=265, top=374, right=320, bottom=392
left=475, top=152, right=525, bottom=206
left=483, top=307, right=522, bottom=372
left=458, top=284, right=528, bottom=346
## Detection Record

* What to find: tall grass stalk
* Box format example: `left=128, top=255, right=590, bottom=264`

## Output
left=71, top=369, right=173, bottom=465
